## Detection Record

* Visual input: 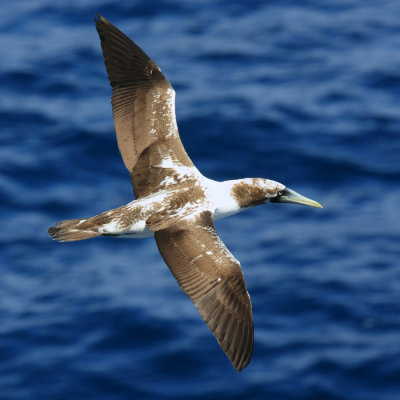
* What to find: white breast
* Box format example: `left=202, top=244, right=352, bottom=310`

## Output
left=204, top=179, right=243, bottom=221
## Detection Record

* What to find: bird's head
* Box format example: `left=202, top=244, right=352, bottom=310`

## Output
left=231, top=178, right=322, bottom=209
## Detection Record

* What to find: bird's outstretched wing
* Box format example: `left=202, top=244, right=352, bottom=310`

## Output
left=154, top=211, right=254, bottom=372
left=95, top=15, right=197, bottom=199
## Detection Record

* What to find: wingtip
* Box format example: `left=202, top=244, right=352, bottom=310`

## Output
left=233, top=351, right=251, bottom=373
left=94, top=12, right=101, bottom=24
left=235, top=365, right=244, bottom=373
left=94, top=13, right=109, bottom=26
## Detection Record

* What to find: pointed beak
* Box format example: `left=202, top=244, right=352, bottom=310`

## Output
left=271, top=188, right=323, bottom=208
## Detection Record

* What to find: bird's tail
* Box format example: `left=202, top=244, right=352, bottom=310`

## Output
left=48, top=218, right=101, bottom=242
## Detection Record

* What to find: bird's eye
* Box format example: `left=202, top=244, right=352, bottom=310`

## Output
left=277, top=191, right=283, bottom=196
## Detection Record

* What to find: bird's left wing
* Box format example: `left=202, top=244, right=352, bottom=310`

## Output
left=95, top=15, right=198, bottom=199
left=153, top=211, right=254, bottom=372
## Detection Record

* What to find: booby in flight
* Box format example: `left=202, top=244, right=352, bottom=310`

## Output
left=49, top=15, right=322, bottom=372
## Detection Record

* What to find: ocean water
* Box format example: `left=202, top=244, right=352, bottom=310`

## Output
left=1, top=1, right=400, bottom=399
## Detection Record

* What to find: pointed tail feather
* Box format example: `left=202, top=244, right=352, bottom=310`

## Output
left=48, top=218, right=100, bottom=242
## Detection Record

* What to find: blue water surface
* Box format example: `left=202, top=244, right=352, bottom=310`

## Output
left=1, top=1, right=400, bottom=399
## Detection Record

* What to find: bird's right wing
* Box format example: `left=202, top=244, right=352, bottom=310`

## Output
left=95, top=15, right=197, bottom=199
left=153, top=211, right=254, bottom=372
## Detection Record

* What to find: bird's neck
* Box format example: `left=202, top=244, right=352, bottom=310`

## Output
left=205, top=178, right=260, bottom=221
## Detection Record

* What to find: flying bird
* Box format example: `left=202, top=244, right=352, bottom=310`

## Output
left=48, top=14, right=322, bottom=372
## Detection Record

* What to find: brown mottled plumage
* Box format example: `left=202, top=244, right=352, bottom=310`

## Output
left=48, top=15, right=322, bottom=372
left=96, top=17, right=194, bottom=199
left=154, top=211, right=253, bottom=370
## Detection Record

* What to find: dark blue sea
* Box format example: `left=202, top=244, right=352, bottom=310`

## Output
left=1, top=1, right=399, bottom=399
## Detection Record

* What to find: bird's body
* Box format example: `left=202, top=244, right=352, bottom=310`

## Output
left=52, top=177, right=284, bottom=240
left=49, top=15, right=322, bottom=372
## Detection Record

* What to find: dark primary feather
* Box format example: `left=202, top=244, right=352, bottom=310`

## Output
left=95, top=15, right=195, bottom=199
left=154, top=211, right=254, bottom=372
